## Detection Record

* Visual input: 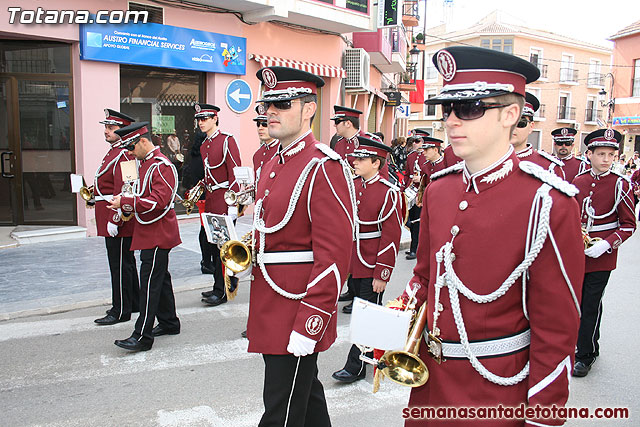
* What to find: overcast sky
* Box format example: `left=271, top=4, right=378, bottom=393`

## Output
left=420, top=0, right=638, bottom=48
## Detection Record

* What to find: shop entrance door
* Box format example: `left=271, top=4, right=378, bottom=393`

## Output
left=0, top=77, right=18, bottom=224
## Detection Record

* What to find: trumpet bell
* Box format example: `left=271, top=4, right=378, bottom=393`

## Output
left=220, top=240, right=252, bottom=273
left=79, top=185, right=94, bottom=202
left=224, top=190, right=238, bottom=206
left=379, top=350, right=430, bottom=387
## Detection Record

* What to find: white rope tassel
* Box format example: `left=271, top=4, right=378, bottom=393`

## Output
left=436, top=184, right=554, bottom=386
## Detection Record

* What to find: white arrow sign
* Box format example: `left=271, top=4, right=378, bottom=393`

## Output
left=230, top=88, right=251, bottom=104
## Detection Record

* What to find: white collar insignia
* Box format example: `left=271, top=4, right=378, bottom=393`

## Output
left=480, top=159, right=513, bottom=184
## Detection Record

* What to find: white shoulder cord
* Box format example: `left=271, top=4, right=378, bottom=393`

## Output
left=355, top=190, right=398, bottom=269
left=94, top=150, right=127, bottom=197
left=203, top=134, right=230, bottom=185
left=133, top=159, right=179, bottom=225
left=432, top=184, right=554, bottom=386
left=583, top=178, right=626, bottom=230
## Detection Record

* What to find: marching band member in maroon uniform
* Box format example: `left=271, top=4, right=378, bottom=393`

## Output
left=571, top=129, right=636, bottom=377
left=442, top=144, right=462, bottom=167
left=511, top=92, right=565, bottom=179
left=194, top=103, right=242, bottom=307
left=332, top=136, right=403, bottom=383
left=552, top=127, right=589, bottom=182
left=93, top=109, right=140, bottom=326
left=252, top=104, right=279, bottom=181
left=404, top=134, right=427, bottom=260
left=399, top=46, right=584, bottom=426
left=247, top=67, right=356, bottom=427
left=109, top=122, right=182, bottom=352
left=416, top=136, right=446, bottom=195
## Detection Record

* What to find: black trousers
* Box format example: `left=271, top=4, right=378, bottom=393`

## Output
left=105, top=236, right=139, bottom=319
left=199, top=225, right=237, bottom=298
left=576, top=270, right=612, bottom=365
left=133, top=248, right=180, bottom=345
left=407, top=205, right=421, bottom=254
left=260, top=353, right=331, bottom=427
left=344, top=277, right=384, bottom=375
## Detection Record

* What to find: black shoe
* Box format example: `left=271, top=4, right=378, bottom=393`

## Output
left=201, top=261, right=215, bottom=275
left=114, top=337, right=152, bottom=352
left=572, top=361, right=592, bottom=377
left=241, top=330, right=247, bottom=339
left=405, top=252, right=417, bottom=260
left=342, top=303, right=353, bottom=314
left=338, top=292, right=354, bottom=302
left=405, top=250, right=412, bottom=255
left=201, top=289, right=215, bottom=298
left=94, top=314, right=130, bottom=325
left=332, top=369, right=365, bottom=383
left=202, top=294, right=227, bottom=306
left=152, top=324, right=180, bottom=337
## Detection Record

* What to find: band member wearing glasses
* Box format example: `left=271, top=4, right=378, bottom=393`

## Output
left=552, top=127, right=589, bottom=182
left=403, top=133, right=427, bottom=260
left=397, top=46, right=584, bottom=426
left=194, top=103, right=242, bottom=307
left=571, top=129, right=636, bottom=377
left=247, top=66, right=356, bottom=427
left=108, top=122, right=182, bottom=352
left=510, top=92, right=565, bottom=178
left=332, top=135, right=402, bottom=384
left=252, top=104, right=279, bottom=182
left=93, top=109, right=140, bottom=326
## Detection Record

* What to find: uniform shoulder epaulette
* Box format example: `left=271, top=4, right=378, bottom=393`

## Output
left=538, top=150, right=564, bottom=167
left=315, top=143, right=341, bottom=161
left=430, top=162, right=464, bottom=181
left=221, top=131, right=233, bottom=137
left=574, top=169, right=591, bottom=178
left=155, top=156, right=173, bottom=167
left=519, top=160, right=579, bottom=197
left=611, top=169, right=631, bottom=182
left=379, top=178, right=400, bottom=192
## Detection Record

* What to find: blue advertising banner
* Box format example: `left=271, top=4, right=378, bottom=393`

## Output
left=613, top=116, right=640, bottom=125
left=80, top=21, right=246, bottom=75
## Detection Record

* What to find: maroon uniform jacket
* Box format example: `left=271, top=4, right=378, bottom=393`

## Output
left=120, top=148, right=181, bottom=251
left=572, top=169, right=636, bottom=273
left=403, top=150, right=425, bottom=190
left=559, top=154, right=589, bottom=183
left=402, top=149, right=584, bottom=426
left=443, top=144, right=462, bottom=167
left=516, top=145, right=565, bottom=180
left=200, top=130, right=241, bottom=214
left=94, top=145, right=135, bottom=238
left=351, top=173, right=403, bottom=280
left=334, top=129, right=389, bottom=179
left=252, top=138, right=279, bottom=180
left=247, top=130, right=356, bottom=355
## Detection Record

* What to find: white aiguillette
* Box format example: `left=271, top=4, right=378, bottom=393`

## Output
left=349, top=297, right=412, bottom=351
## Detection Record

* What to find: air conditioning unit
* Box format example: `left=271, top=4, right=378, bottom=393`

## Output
left=344, top=48, right=370, bottom=90
left=432, top=121, right=443, bottom=130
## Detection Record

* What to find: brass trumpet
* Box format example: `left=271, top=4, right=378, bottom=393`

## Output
left=582, top=226, right=602, bottom=249
left=79, top=185, right=94, bottom=205
left=224, top=186, right=255, bottom=206
left=219, top=231, right=253, bottom=273
left=376, top=302, right=430, bottom=387
left=182, top=180, right=205, bottom=215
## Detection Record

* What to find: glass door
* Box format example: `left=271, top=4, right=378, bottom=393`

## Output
left=0, top=77, right=17, bottom=224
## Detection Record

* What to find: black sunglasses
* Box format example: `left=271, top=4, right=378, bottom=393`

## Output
left=516, top=118, right=531, bottom=128
left=555, top=141, right=574, bottom=147
left=441, top=100, right=508, bottom=121
left=256, top=121, right=268, bottom=128
left=261, top=100, right=303, bottom=111
left=334, top=119, right=348, bottom=125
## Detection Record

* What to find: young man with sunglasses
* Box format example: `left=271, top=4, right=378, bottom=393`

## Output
left=247, top=67, right=356, bottom=427
left=510, top=92, right=565, bottom=179
left=394, top=46, right=584, bottom=426
left=252, top=104, right=279, bottom=181
left=571, top=129, right=636, bottom=378
left=552, top=127, right=589, bottom=182
left=194, top=103, right=242, bottom=307
left=108, top=122, right=182, bottom=351
left=403, top=132, right=428, bottom=260
left=92, top=109, right=140, bottom=326
left=415, top=136, right=446, bottom=207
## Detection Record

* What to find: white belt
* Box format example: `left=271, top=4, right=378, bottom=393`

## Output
left=206, top=181, right=229, bottom=192
left=95, top=195, right=113, bottom=202
left=589, top=221, right=619, bottom=232
left=435, top=329, right=531, bottom=359
left=358, top=231, right=382, bottom=239
left=260, top=251, right=314, bottom=264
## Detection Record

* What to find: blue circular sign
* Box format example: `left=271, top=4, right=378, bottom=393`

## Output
left=225, top=79, right=253, bottom=114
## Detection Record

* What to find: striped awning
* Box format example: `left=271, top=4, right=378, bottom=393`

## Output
left=250, top=54, right=346, bottom=79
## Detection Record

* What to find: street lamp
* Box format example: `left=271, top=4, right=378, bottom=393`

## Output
left=408, top=45, right=421, bottom=80
left=599, top=72, right=615, bottom=126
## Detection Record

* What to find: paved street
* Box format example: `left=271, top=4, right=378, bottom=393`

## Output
left=0, top=229, right=638, bottom=426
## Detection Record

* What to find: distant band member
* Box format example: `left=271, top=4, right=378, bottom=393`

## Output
left=93, top=109, right=139, bottom=326
left=552, top=127, right=589, bottom=182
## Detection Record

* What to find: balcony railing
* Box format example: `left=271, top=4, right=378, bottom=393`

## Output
left=585, top=108, right=602, bottom=122
left=633, top=78, right=640, bottom=97
left=403, top=0, right=419, bottom=19
left=534, top=104, right=546, bottom=119
left=529, top=59, right=548, bottom=79
left=557, top=106, right=576, bottom=121
left=560, top=68, right=579, bottom=83
left=587, top=73, right=605, bottom=87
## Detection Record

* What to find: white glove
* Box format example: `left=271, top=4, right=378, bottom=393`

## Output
left=107, top=222, right=119, bottom=237
left=227, top=205, right=238, bottom=221
left=226, top=265, right=252, bottom=279
left=287, top=331, right=316, bottom=357
left=584, top=240, right=611, bottom=258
